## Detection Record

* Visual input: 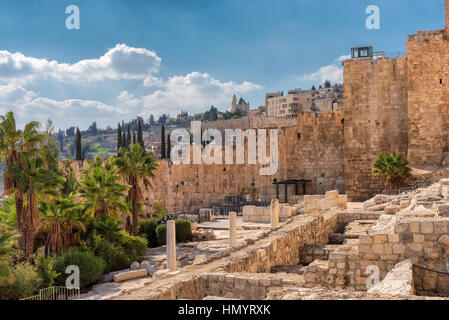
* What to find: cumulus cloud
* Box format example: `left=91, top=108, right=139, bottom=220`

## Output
left=0, top=83, right=127, bottom=128
left=0, top=44, right=263, bottom=128
left=117, top=90, right=141, bottom=107
left=141, top=72, right=262, bottom=116
left=297, top=55, right=349, bottom=84
left=0, top=44, right=161, bottom=85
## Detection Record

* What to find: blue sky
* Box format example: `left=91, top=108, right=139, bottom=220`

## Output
left=0, top=0, right=444, bottom=129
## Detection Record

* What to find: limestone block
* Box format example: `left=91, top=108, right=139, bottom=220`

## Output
left=304, top=195, right=312, bottom=204
left=385, top=205, right=400, bottom=215
left=325, top=190, right=339, bottom=200
left=367, top=260, right=414, bottom=296
left=114, top=269, right=148, bottom=282
left=130, top=261, right=141, bottom=270
left=280, top=206, right=293, bottom=218
left=243, top=206, right=256, bottom=218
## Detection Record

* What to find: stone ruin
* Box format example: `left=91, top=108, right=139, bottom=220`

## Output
left=77, top=182, right=449, bottom=300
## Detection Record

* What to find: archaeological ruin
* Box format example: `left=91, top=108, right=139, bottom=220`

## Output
left=74, top=1, right=449, bottom=301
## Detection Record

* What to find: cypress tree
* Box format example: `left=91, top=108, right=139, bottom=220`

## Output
left=133, top=132, right=136, bottom=145
left=161, top=125, right=166, bottom=159
left=127, top=124, right=131, bottom=148
left=122, top=132, right=127, bottom=149
left=137, top=119, right=144, bottom=149
left=167, top=132, right=171, bottom=160
left=117, top=123, right=122, bottom=155
left=58, top=129, right=64, bottom=152
left=75, top=127, right=82, bottom=161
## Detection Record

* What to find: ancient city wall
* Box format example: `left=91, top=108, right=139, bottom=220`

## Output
left=146, top=110, right=345, bottom=213
left=279, top=110, right=345, bottom=195
left=343, top=57, right=409, bottom=201
left=407, top=30, right=449, bottom=169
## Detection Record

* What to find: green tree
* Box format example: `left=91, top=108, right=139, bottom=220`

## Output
left=137, top=120, right=144, bottom=150
left=114, top=144, right=159, bottom=235
left=373, top=151, right=412, bottom=191
left=37, top=195, right=85, bottom=255
left=8, top=156, right=63, bottom=257
left=0, top=230, right=15, bottom=282
left=0, top=112, right=44, bottom=255
left=117, top=123, right=122, bottom=156
left=75, top=127, right=82, bottom=161
left=78, top=157, right=129, bottom=220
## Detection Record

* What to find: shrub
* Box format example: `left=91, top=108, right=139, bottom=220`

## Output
left=175, top=219, right=192, bottom=243
left=94, top=239, right=131, bottom=273
left=36, top=256, right=59, bottom=288
left=54, top=248, right=106, bottom=289
left=138, top=219, right=159, bottom=247
left=156, top=223, right=167, bottom=246
left=119, top=233, right=147, bottom=262
left=156, top=219, right=192, bottom=246
left=0, top=262, right=43, bottom=300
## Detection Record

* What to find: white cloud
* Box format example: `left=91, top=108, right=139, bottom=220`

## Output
left=297, top=55, right=349, bottom=85
left=117, top=90, right=141, bottom=107
left=0, top=83, right=127, bottom=128
left=140, top=72, right=262, bottom=116
left=0, top=44, right=263, bottom=128
left=0, top=44, right=161, bottom=85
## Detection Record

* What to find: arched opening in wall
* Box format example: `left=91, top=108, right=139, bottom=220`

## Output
left=223, top=168, right=227, bottom=172
left=297, top=132, right=301, bottom=140
left=341, top=118, right=344, bottom=126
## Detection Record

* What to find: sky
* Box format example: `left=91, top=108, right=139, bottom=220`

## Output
left=0, top=0, right=444, bottom=130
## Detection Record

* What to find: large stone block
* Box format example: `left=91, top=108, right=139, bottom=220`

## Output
left=114, top=269, right=148, bottom=282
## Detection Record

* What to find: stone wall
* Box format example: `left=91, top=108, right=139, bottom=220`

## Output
left=222, top=209, right=340, bottom=273
left=304, top=216, right=449, bottom=295
left=407, top=30, right=449, bottom=169
left=279, top=110, right=345, bottom=195
left=149, top=110, right=345, bottom=213
left=343, top=57, right=408, bottom=201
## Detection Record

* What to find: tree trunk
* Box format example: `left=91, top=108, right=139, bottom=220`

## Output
left=15, top=192, right=25, bottom=254
left=23, top=192, right=40, bottom=258
left=129, top=175, right=139, bottom=235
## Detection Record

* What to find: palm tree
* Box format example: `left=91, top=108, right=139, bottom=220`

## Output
left=114, top=144, right=159, bottom=235
left=373, top=151, right=412, bottom=191
left=78, top=157, right=129, bottom=220
left=0, top=112, right=44, bottom=254
left=8, top=156, right=63, bottom=257
left=37, top=195, right=85, bottom=256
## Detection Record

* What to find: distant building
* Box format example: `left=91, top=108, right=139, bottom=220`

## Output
left=231, top=95, right=250, bottom=114
left=266, top=84, right=343, bottom=118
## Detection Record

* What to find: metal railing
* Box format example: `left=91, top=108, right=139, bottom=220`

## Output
left=21, top=287, right=80, bottom=301
left=380, top=182, right=435, bottom=196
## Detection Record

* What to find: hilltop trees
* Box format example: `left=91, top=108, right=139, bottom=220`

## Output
left=114, top=144, right=159, bottom=235
left=75, top=128, right=82, bottom=161
left=137, top=120, right=144, bottom=150
left=117, top=123, right=122, bottom=156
